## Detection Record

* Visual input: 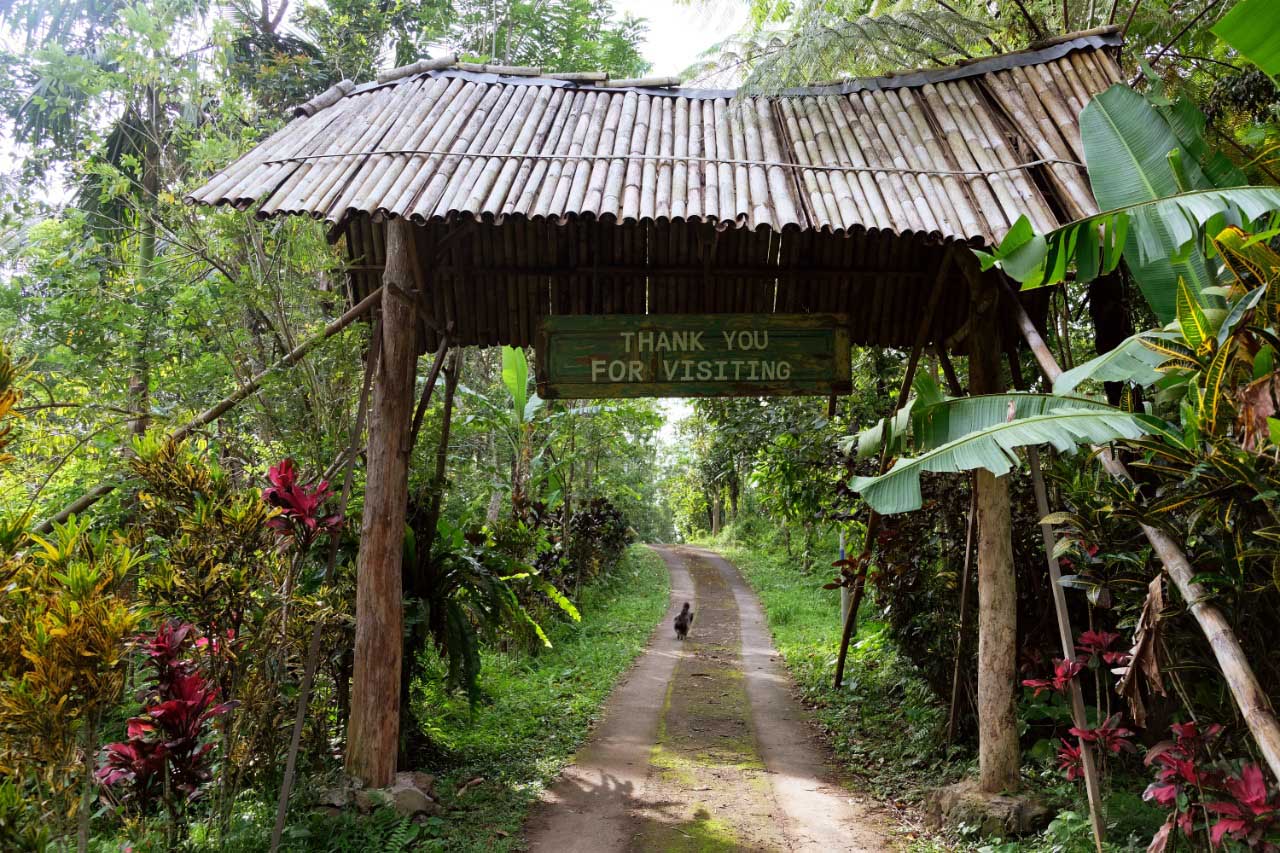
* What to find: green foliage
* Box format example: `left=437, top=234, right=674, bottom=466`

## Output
left=849, top=385, right=1151, bottom=514
left=0, top=514, right=142, bottom=842
left=0, top=779, right=51, bottom=852
left=1213, top=0, right=1280, bottom=79
left=723, top=2, right=993, bottom=91
left=977, top=82, right=1280, bottom=322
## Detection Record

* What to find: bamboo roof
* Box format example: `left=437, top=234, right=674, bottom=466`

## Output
left=188, top=27, right=1122, bottom=350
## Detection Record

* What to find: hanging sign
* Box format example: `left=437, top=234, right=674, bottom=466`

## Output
left=535, top=314, right=850, bottom=399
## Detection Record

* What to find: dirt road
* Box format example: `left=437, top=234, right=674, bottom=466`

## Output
left=524, top=545, right=895, bottom=852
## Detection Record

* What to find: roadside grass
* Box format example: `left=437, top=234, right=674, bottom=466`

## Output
left=404, top=542, right=670, bottom=850
left=698, top=524, right=1166, bottom=853
left=155, top=543, right=669, bottom=852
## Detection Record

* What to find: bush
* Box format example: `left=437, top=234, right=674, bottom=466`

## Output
left=565, top=497, right=632, bottom=586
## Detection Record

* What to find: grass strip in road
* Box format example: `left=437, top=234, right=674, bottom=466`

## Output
left=706, top=536, right=961, bottom=804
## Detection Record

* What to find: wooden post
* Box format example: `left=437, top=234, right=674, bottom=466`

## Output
left=838, top=530, right=850, bottom=626
left=966, top=264, right=1021, bottom=793
left=346, top=219, right=419, bottom=787
left=1007, top=347, right=1105, bottom=849
left=1029, top=446, right=1107, bottom=852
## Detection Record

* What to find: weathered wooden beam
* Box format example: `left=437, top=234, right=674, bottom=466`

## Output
left=1002, top=278, right=1280, bottom=784
left=346, top=219, right=419, bottom=787
left=1029, top=446, right=1107, bottom=852
left=271, top=317, right=382, bottom=852
left=346, top=263, right=936, bottom=283
left=1009, top=346, right=1105, bottom=850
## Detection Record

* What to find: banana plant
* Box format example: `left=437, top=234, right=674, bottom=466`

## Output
left=976, top=84, right=1280, bottom=322
left=847, top=374, right=1158, bottom=514
left=460, top=346, right=608, bottom=515
left=1055, top=228, right=1280, bottom=443
left=1213, top=0, right=1280, bottom=78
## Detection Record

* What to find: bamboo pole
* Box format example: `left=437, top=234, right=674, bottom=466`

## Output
left=34, top=286, right=384, bottom=534
left=408, top=335, right=452, bottom=451
left=945, top=479, right=977, bottom=743
left=1007, top=346, right=1106, bottom=846
left=1002, top=279, right=1280, bottom=783
left=270, top=317, right=382, bottom=852
left=1029, top=446, right=1107, bottom=852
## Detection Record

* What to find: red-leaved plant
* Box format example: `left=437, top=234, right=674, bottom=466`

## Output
left=262, top=458, right=342, bottom=549
left=97, top=621, right=237, bottom=816
left=1075, top=629, right=1132, bottom=666
left=1145, top=722, right=1280, bottom=851
left=1022, top=657, right=1087, bottom=697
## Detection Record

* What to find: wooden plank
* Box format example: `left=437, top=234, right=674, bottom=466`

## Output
left=536, top=312, right=851, bottom=398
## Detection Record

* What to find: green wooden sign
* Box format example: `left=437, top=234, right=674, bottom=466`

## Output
left=535, top=314, right=851, bottom=399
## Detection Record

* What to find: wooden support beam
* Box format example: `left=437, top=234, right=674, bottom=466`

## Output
left=1001, top=277, right=1280, bottom=785
left=1029, top=446, right=1107, bottom=851
left=1008, top=347, right=1105, bottom=850
left=346, top=219, right=419, bottom=787
left=346, top=262, right=935, bottom=284
left=271, top=318, right=382, bottom=852
left=965, top=261, right=1020, bottom=794
left=834, top=249, right=954, bottom=689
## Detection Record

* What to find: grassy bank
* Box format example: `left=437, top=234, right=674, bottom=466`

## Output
left=182, top=544, right=669, bottom=852
left=700, top=525, right=1166, bottom=853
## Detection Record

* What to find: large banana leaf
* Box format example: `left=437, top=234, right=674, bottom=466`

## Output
left=912, top=393, right=1120, bottom=449
left=1080, top=85, right=1214, bottom=321
left=1052, top=333, right=1182, bottom=394
left=1213, top=0, right=1280, bottom=77
left=981, top=187, right=1280, bottom=302
left=849, top=404, right=1152, bottom=514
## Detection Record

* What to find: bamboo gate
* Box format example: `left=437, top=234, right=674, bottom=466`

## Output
left=186, top=25, right=1132, bottom=841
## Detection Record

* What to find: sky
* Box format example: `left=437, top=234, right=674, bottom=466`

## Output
left=607, top=0, right=745, bottom=443
left=613, top=0, right=748, bottom=78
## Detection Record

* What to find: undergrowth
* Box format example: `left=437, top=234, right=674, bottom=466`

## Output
left=108, top=544, right=670, bottom=852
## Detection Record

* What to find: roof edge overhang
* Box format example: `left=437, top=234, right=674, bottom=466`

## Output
left=343, top=25, right=1122, bottom=102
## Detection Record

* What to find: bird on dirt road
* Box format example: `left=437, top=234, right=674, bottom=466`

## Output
left=674, top=602, right=693, bottom=640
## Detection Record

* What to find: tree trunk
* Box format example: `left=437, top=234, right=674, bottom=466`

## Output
left=969, top=270, right=1021, bottom=793
left=346, top=219, right=418, bottom=787
left=1087, top=273, right=1135, bottom=407
left=129, top=87, right=160, bottom=437
left=78, top=712, right=97, bottom=853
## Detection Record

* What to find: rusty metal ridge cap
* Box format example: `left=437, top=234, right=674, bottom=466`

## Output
left=339, top=28, right=1121, bottom=102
